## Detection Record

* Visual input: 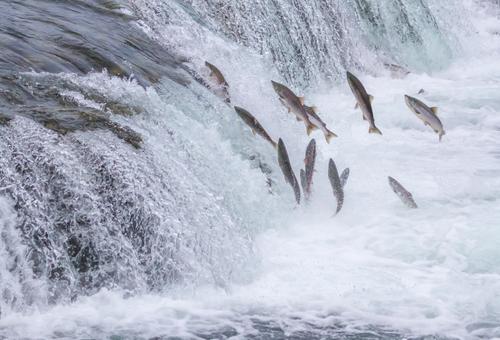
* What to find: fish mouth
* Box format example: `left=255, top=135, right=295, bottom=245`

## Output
left=271, top=80, right=281, bottom=92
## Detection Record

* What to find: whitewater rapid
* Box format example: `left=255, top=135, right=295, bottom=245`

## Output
left=2, top=33, right=500, bottom=340
left=0, top=0, right=499, bottom=339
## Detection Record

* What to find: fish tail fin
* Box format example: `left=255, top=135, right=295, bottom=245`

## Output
left=369, top=126, right=383, bottom=135
left=306, top=124, right=316, bottom=136
left=335, top=200, right=343, bottom=215
left=332, top=203, right=342, bottom=216
left=439, top=130, right=445, bottom=142
left=325, top=130, right=338, bottom=143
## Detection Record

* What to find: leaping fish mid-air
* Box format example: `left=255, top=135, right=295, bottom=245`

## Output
left=205, top=61, right=231, bottom=103
left=277, top=138, right=301, bottom=204
left=346, top=71, right=382, bottom=135
left=404, top=95, right=445, bottom=141
left=328, top=158, right=344, bottom=215
left=271, top=80, right=317, bottom=135
left=234, top=106, right=277, bottom=149
left=339, top=168, right=350, bottom=188
left=388, top=176, right=418, bottom=209
left=300, top=139, right=317, bottom=201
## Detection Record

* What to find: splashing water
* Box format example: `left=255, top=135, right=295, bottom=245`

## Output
left=0, top=0, right=499, bottom=339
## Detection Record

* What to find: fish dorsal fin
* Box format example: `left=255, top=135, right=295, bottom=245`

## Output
left=298, top=96, right=305, bottom=105
left=369, top=95, right=374, bottom=103
left=310, top=106, right=318, bottom=113
left=431, top=107, right=438, bottom=115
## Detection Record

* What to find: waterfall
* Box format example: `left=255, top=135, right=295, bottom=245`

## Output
left=1, top=0, right=499, bottom=339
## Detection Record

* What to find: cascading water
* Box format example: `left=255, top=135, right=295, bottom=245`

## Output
left=131, top=0, right=462, bottom=87
left=0, top=0, right=499, bottom=339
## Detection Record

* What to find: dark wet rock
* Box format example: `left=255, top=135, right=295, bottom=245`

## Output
left=0, top=0, right=185, bottom=150
left=0, top=113, right=12, bottom=126
left=104, top=101, right=142, bottom=116
left=8, top=103, right=142, bottom=148
left=0, top=0, right=187, bottom=87
left=42, top=119, right=71, bottom=135
left=79, top=109, right=143, bottom=148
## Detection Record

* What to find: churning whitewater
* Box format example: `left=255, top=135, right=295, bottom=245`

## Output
left=0, top=0, right=499, bottom=339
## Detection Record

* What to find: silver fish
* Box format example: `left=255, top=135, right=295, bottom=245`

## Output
left=302, top=139, right=316, bottom=200
left=271, top=80, right=316, bottom=135
left=277, top=138, right=301, bottom=204
left=205, top=61, right=230, bottom=103
left=388, top=176, right=418, bottom=209
left=234, top=106, right=277, bottom=149
left=384, top=63, right=410, bottom=78
left=346, top=71, right=382, bottom=135
left=328, top=158, right=344, bottom=215
left=299, top=169, right=307, bottom=200
left=404, top=95, right=445, bottom=141
left=339, top=168, right=350, bottom=188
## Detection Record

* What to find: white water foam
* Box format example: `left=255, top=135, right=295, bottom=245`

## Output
left=1, top=1, right=500, bottom=339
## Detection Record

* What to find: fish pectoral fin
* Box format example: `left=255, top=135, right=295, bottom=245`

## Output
left=424, top=122, right=430, bottom=126
left=354, top=102, right=359, bottom=110
left=369, top=95, right=374, bottom=103
left=251, top=129, right=256, bottom=135
left=298, top=96, right=305, bottom=105
left=311, top=106, right=318, bottom=113
left=431, top=107, right=439, bottom=115
left=296, top=116, right=302, bottom=121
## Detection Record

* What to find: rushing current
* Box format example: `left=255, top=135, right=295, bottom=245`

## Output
left=0, top=0, right=499, bottom=339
